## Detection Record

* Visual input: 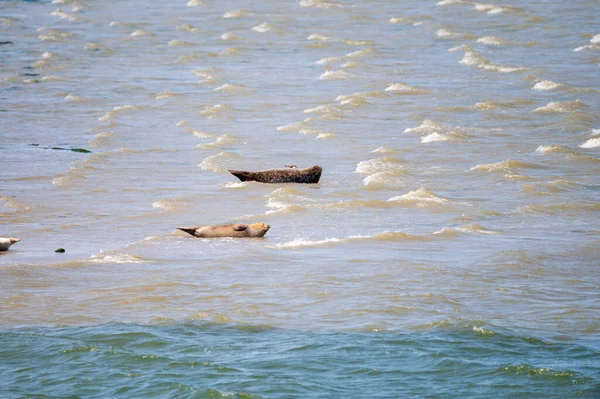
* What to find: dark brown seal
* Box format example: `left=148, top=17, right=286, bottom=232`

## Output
left=177, top=223, right=270, bottom=238
left=229, top=165, right=322, bottom=184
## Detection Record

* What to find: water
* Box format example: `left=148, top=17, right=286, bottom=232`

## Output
left=1, top=0, right=599, bottom=397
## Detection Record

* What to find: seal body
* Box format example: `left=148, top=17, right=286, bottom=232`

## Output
left=177, top=223, right=270, bottom=238
left=229, top=165, right=322, bottom=184
left=0, top=237, right=20, bottom=251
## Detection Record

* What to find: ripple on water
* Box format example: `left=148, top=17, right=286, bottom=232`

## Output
left=1, top=322, right=596, bottom=397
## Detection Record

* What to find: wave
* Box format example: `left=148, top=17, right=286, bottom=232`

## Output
left=524, top=180, right=581, bottom=196
left=168, top=40, right=197, bottom=47
left=476, top=36, right=507, bottom=45
left=200, top=104, right=235, bottom=118
left=449, top=45, right=529, bottom=73
left=580, top=138, right=600, bottom=149
left=436, top=29, right=473, bottom=39
left=269, top=231, right=430, bottom=249
left=198, top=151, right=242, bottom=173
left=535, top=145, right=581, bottom=155
left=470, top=159, right=542, bottom=173
left=299, top=0, right=346, bottom=9
left=371, top=146, right=396, bottom=154
left=362, top=170, right=407, bottom=190
left=0, top=196, right=33, bottom=214
left=155, top=90, right=182, bottom=100
left=574, top=33, right=600, bottom=52
left=213, top=83, right=251, bottom=93
left=473, top=2, right=525, bottom=15
left=387, top=187, right=460, bottom=208
left=456, top=224, right=498, bottom=234
left=38, top=27, right=75, bottom=42
left=384, top=83, right=428, bottom=94
left=88, top=132, right=116, bottom=148
left=40, top=75, right=69, bottom=82
left=518, top=202, right=600, bottom=216
left=307, top=33, right=331, bottom=41
left=533, top=100, right=587, bottom=114
left=88, top=252, right=145, bottom=264
left=197, top=134, right=240, bottom=150
left=319, top=70, right=354, bottom=81
left=223, top=9, right=254, bottom=18
left=277, top=118, right=314, bottom=133
left=532, top=80, right=565, bottom=91
left=64, top=94, right=88, bottom=102
left=51, top=9, right=82, bottom=22
left=178, top=23, right=199, bottom=33
left=98, top=104, right=141, bottom=122
left=336, top=90, right=385, bottom=106
left=220, top=32, right=243, bottom=41
left=252, top=23, right=276, bottom=33
left=355, top=157, right=404, bottom=174
left=193, top=130, right=215, bottom=139
left=404, top=119, right=473, bottom=142
left=130, top=29, right=153, bottom=37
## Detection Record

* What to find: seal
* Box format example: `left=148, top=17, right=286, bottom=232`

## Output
left=177, top=222, right=270, bottom=238
left=0, top=237, right=20, bottom=251
left=229, top=165, right=322, bottom=184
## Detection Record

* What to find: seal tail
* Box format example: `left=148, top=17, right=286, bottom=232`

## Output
left=229, top=170, right=252, bottom=182
left=177, top=227, right=198, bottom=237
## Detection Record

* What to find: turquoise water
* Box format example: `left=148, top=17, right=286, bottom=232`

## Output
left=2, top=322, right=599, bottom=398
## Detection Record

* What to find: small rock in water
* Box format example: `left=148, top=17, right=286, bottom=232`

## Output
left=55, top=248, right=66, bottom=253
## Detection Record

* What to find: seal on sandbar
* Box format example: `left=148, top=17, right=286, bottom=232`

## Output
left=229, top=165, right=322, bottom=184
left=0, top=237, right=20, bottom=251
left=177, top=223, right=270, bottom=238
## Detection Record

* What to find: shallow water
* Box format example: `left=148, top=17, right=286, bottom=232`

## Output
left=1, top=0, right=599, bottom=397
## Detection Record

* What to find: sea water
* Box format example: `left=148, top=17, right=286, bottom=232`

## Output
left=1, top=0, right=599, bottom=397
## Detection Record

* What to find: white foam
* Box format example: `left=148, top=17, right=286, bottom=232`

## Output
left=437, top=0, right=467, bottom=5
left=252, top=23, right=274, bottom=33
left=421, top=133, right=450, bottom=143
left=450, top=45, right=528, bottom=73
left=64, top=93, right=87, bottom=102
left=580, top=138, right=600, bottom=148
left=355, top=157, right=403, bottom=174
left=436, top=29, right=460, bottom=38
left=308, top=33, right=330, bottom=41
left=319, top=70, right=353, bottom=81
left=131, top=29, right=152, bottom=37
left=299, top=0, right=343, bottom=9
left=387, top=187, right=449, bottom=206
left=223, top=10, right=253, bottom=18
left=197, top=134, right=239, bottom=150
left=221, top=32, right=242, bottom=41
left=533, top=100, right=586, bottom=113
left=532, top=80, right=563, bottom=91
left=385, top=82, right=428, bottom=94
left=476, top=36, right=506, bottom=45
left=89, top=253, right=144, bottom=264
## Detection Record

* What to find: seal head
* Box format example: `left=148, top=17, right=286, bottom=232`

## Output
left=0, top=237, right=21, bottom=251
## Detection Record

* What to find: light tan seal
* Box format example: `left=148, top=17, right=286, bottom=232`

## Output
left=229, top=165, right=322, bottom=184
left=177, top=223, right=270, bottom=238
left=0, top=237, right=20, bottom=251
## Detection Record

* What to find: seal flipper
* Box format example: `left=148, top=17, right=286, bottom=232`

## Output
left=177, top=227, right=199, bottom=236
left=229, top=170, right=251, bottom=182
left=233, top=224, right=247, bottom=231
